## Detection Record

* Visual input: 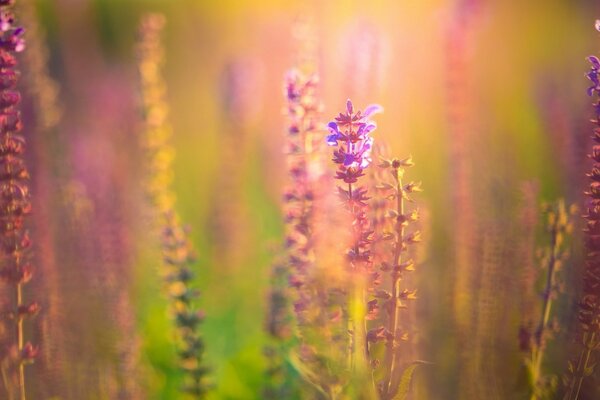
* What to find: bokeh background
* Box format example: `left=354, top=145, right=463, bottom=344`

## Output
left=16, top=0, right=600, bottom=398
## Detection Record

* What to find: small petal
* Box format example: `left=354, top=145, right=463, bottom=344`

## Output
left=326, top=133, right=339, bottom=146
left=327, top=121, right=339, bottom=133
left=362, top=104, right=383, bottom=118
left=596, top=19, right=600, bottom=32
left=589, top=85, right=596, bottom=97
left=346, top=99, right=354, bottom=115
left=589, top=56, right=600, bottom=69
left=343, top=153, right=355, bottom=166
left=357, top=122, right=377, bottom=137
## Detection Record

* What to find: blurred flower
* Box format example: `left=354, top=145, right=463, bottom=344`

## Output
left=0, top=3, right=37, bottom=399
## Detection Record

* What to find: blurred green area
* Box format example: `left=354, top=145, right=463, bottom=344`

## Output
left=26, top=0, right=600, bottom=398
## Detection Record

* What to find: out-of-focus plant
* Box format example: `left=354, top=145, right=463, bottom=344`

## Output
left=284, top=69, right=350, bottom=400
left=137, top=13, right=209, bottom=398
left=264, top=17, right=321, bottom=400
left=0, top=2, right=38, bottom=399
left=16, top=1, right=65, bottom=396
left=518, top=200, right=574, bottom=400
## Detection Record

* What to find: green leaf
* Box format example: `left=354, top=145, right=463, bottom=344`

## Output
left=392, top=361, right=428, bottom=400
left=288, top=351, right=329, bottom=398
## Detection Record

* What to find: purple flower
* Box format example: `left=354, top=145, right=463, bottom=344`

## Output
left=0, top=11, right=12, bottom=32
left=0, top=10, right=23, bottom=53
left=326, top=100, right=382, bottom=178
left=587, top=56, right=600, bottom=96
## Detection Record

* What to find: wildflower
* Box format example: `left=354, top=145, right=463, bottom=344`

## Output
left=326, top=100, right=383, bottom=397
left=326, top=100, right=382, bottom=177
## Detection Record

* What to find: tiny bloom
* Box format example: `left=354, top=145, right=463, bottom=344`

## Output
left=326, top=121, right=342, bottom=146
left=362, top=104, right=384, bottom=118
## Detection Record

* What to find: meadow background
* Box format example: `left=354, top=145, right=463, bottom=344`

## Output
left=15, top=0, right=600, bottom=398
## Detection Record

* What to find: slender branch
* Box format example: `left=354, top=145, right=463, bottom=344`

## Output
left=383, top=167, right=404, bottom=398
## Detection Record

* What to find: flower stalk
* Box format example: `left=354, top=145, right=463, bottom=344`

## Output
left=326, top=99, right=382, bottom=391
left=368, top=154, right=420, bottom=399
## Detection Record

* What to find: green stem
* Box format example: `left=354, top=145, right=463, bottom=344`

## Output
left=16, top=271, right=25, bottom=400
left=384, top=168, right=404, bottom=398
left=347, top=182, right=368, bottom=374
left=530, top=223, right=559, bottom=399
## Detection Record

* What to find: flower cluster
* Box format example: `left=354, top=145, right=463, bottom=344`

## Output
left=327, top=100, right=381, bottom=183
left=283, top=68, right=321, bottom=321
left=0, top=2, right=38, bottom=399
left=327, top=100, right=381, bottom=263
left=161, top=212, right=208, bottom=397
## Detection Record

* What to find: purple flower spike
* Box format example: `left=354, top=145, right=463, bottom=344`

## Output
left=588, top=57, right=600, bottom=97
left=326, top=99, right=382, bottom=182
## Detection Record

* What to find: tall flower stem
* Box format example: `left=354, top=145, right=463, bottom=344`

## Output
left=383, top=165, right=405, bottom=396
left=326, top=100, right=382, bottom=397
left=348, top=181, right=368, bottom=373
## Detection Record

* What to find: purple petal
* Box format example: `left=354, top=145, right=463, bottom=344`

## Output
left=588, top=85, right=596, bottom=97
left=362, top=104, right=383, bottom=118
left=327, top=121, right=339, bottom=133
left=596, top=20, right=600, bottom=32
left=343, top=153, right=356, bottom=166
left=589, top=56, right=600, bottom=69
left=357, top=122, right=377, bottom=137
left=326, top=133, right=339, bottom=146
left=346, top=99, right=354, bottom=115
